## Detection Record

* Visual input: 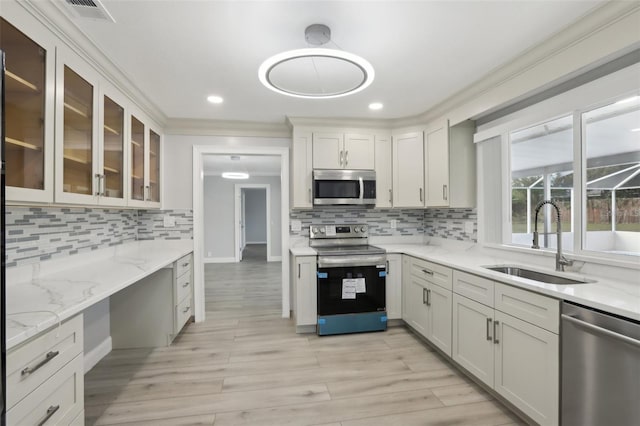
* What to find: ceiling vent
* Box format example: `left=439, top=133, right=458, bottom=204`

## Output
left=63, top=0, right=116, bottom=23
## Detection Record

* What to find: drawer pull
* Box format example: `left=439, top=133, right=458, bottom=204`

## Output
left=21, top=350, right=59, bottom=377
left=182, top=281, right=190, bottom=288
left=37, top=404, right=60, bottom=426
left=493, top=320, right=500, bottom=344
left=181, top=262, right=189, bottom=267
left=486, top=318, right=493, bottom=341
left=183, top=306, right=191, bottom=313
left=421, top=269, right=434, bottom=275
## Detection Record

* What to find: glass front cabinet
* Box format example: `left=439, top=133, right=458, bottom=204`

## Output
left=128, top=110, right=161, bottom=208
left=0, top=17, right=55, bottom=203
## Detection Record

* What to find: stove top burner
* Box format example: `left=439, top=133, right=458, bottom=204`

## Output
left=314, top=244, right=385, bottom=256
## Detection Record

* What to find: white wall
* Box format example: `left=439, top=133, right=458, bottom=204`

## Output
left=244, top=189, right=267, bottom=243
left=204, top=176, right=281, bottom=260
left=163, top=134, right=290, bottom=210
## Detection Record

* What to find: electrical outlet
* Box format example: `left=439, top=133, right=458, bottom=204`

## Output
left=465, top=221, right=474, bottom=234
left=163, top=215, right=176, bottom=228
left=390, top=219, right=397, bottom=229
left=291, top=220, right=302, bottom=232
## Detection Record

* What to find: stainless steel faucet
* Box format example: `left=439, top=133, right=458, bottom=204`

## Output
left=532, top=200, right=573, bottom=272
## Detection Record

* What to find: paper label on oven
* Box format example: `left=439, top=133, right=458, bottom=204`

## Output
left=342, top=279, right=357, bottom=299
left=354, top=278, right=366, bottom=293
left=325, top=225, right=336, bottom=237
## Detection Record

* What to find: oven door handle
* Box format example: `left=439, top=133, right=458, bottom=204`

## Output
left=318, top=254, right=387, bottom=269
left=359, top=177, right=364, bottom=202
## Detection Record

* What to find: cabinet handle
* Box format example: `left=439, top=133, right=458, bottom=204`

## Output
left=422, top=288, right=427, bottom=305
left=183, top=306, right=191, bottom=313
left=443, top=184, right=448, bottom=201
left=182, top=262, right=189, bottom=267
left=345, top=150, right=349, bottom=166
left=95, top=173, right=105, bottom=196
left=486, top=318, right=493, bottom=341
left=308, top=188, right=312, bottom=203
left=182, top=281, right=190, bottom=288
left=21, top=350, right=59, bottom=376
left=421, top=268, right=433, bottom=276
left=493, top=320, right=500, bottom=344
left=389, top=189, right=392, bottom=203
left=37, top=405, right=60, bottom=426
left=145, top=185, right=151, bottom=201
left=386, top=260, right=390, bottom=274
left=427, top=289, right=432, bottom=306
left=339, top=150, right=344, bottom=167
left=419, top=188, right=423, bottom=202
left=298, top=264, right=301, bottom=278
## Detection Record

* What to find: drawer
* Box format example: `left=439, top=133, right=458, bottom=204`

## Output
left=7, top=353, right=84, bottom=426
left=7, top=314, right=83, bottom=409
left=176, top=254, right=192, bottom=278
left=176, top=270, right=193, bottom=303
left=407, top=256, right=452, bottom=290
left=175, top=294, right=193, bottom=333
left=453, top=270, right=495, bottom=307
left=494, top=282, right=560, bottom=333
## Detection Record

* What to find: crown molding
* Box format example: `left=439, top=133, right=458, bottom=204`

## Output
left=165, top=118, right=291, bottom=138
left=18, top=0, right=167, bottom=126
left=286, top=116, right=394, bottom=130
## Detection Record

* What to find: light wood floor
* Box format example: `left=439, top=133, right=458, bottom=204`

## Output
left=85, top=255, right=524, bottom=425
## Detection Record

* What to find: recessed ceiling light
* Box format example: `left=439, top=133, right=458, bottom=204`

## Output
left=615, top=95, right=639, bottom=105
left=222, top=172, right=249, bottom=179
left=369, top=102, right=383, bottom=110
left=207, top=95, right=224, bottom=104
left=631, top=128, right=640, bottom=132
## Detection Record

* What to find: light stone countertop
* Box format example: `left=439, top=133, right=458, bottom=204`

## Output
left=6, top=240, right=194, bottom=350
left=377, top=242, right=640, bottom=322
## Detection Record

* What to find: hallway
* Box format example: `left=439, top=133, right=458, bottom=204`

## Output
left=84, top=253, right=522, bottom=425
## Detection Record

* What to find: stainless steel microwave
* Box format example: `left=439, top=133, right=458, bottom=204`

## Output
left=313, top=169, right=376, bottom=206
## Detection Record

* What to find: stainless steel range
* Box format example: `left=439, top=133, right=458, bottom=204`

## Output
left=310, top=224, right=387, bottom=336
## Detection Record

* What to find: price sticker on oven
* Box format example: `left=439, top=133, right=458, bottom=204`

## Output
left=354, top=278, right=366, bottom=293
left=342, top=279, right=357, bottom=299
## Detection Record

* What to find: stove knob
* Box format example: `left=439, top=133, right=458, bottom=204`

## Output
left=312, top=227, right=319, bottom=234
left=319, top=228, right=325, bottom=234
left=354, top=228, right=360, bottom=233
left=360, top=226, right=367, bottom=233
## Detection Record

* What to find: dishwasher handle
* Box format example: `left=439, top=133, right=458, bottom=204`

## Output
left=562, top=314, right=640, bottom=349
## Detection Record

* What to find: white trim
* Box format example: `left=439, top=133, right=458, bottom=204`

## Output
left=234, top=184, right=271, bottom=264
left=246, top=241, right=267, bottom=244
left=193, top=145, right=290, bottom=322
left=268, top=256, right=282, bottom=262
left=204, top=257, right=237, bottom=264
left=83, top=336, right=112, bottom=374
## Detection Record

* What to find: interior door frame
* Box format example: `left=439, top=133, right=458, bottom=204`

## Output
left=234, top=184, right=271, bottom=263
left=193, top=146, right=290, bottom=320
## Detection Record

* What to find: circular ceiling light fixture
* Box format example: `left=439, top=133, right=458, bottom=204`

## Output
left=258, top=24, right=375, bottom=99
left=222, top=172, right=249, bottom=179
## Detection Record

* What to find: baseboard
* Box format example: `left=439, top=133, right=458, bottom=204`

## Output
left=267, top=255, right=282, bottom=262
left=84, top=336, right=112, bottom=374
left=204, top=257, right=236, bottom=263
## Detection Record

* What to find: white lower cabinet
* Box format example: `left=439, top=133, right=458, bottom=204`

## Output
left=292, top=255, right=317, bottom=329
left=452, top=270, right=559, bottom=426
left=385, top=254, right=402, bottom=319
left=402, top=256, right=452, bottom=356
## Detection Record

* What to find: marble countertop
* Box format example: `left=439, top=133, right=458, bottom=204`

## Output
left=6, top=240, right=193, bottom=350
left=378, top=243, right=640, bottom=322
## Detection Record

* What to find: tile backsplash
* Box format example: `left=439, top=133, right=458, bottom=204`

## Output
left=290, top=207, right=477, bottom=242
left=5, top=207, right=193, bottom=268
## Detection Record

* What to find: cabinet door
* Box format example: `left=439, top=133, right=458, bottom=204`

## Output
left=452, top=294, right=494, bottom=387
left=148, top=128, right=161, bottom=205
left=392, top=132, right=424, bottom=207
left=344, top=133, right=374, bottom=169
left=404, top=275, right=429, bottom=337
left=55, top=49, right=100, bottom=205
left=312, top=133, right=343, bottom=169
left=98, top=86, right=127, bottom=206
left=494, top=310, right=559, bottom=426
left=385, top=254, right=402, bottom=320
left=425, top=120, right=450, bottom=207
left=374, top=135, right=392, bottom=208
left=1, top=17, right=55, bottom=203
left=291, top=131, right=313, bottom=208
left=426, top=282, right=452, bottom=356
left=129, top=114, right=146, bottom=205
left=294, top=256, right=317, bottom=327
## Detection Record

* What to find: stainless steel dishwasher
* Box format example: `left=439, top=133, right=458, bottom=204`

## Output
left=561, top=301, right=640, bottom=426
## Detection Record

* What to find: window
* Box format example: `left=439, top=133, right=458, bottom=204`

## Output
left=510, top=116, right=574, bottom=250
left=583, top=96, right=640, bottom=254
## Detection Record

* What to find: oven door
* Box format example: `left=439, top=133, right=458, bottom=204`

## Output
left=317, top=262, right=386, bottom=316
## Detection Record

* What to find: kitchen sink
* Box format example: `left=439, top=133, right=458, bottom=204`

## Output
left=483, top=265, right=593, bottom=285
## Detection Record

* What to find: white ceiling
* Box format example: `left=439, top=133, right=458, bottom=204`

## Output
left=203, top=154, right=281, bottom=176
left=70, top=0, right=605, bottom=124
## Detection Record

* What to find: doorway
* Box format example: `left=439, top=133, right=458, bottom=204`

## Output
left=235, top=185, right=271, bottom=263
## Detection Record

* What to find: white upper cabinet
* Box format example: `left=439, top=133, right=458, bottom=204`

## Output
left=392, top=132, right=424, bottom=208
left=374, top=134, right=392, bottom=208
left=312, top=132, right=374, bottom=170
left=127, top=108, right=162, bottom=209
left=291, top=130, right=313, bottom=209
left=1, top=17, right=55, bottom=204
left=425, top=120, right=450, bottom=207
